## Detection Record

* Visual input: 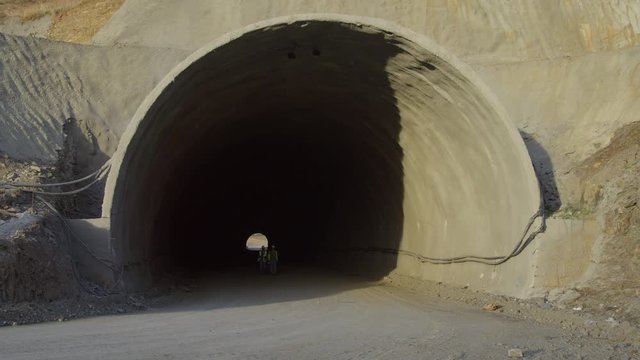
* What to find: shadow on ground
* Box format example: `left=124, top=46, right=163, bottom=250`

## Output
left=149, top=266, right=378, bottom=312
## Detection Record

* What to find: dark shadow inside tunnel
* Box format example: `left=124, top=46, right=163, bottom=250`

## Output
left=132, top=23, right=405, bottom=285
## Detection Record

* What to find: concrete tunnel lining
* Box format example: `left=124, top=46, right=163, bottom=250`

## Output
left=102, top=15, right=541, bottom=291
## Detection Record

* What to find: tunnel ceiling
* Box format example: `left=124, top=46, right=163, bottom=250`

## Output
left=102, top=15, right=540, bottom=289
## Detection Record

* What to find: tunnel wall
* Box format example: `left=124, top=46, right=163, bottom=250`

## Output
left=102, top=15, right=541, bottom=296
left=92, top=0, right=640, bottom=219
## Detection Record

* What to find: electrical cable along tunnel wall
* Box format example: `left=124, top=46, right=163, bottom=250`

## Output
left=101, top=16, right=541, bottom=296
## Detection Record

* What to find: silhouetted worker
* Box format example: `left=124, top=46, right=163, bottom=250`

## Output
left=268, top=245, right=279, bottom=275
left=258, top=246, right=267, bottom=273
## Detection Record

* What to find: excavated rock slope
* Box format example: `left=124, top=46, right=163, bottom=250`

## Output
left=0, top=33, right=187, bottom=163
left=574, top=122, right=640, bottom=307
left=0, top=0, right=124, bottom=43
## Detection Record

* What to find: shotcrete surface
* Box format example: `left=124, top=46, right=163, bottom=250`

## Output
left=88, top=0, right=640, bottom=212
left=0, top=33, right=187, bottom=162
left=92, top=0, right=640, bottom=60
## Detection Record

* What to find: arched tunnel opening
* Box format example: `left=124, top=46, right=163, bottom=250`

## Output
left=103, top=17, right=540, bottom=291
left=160, top=101, right=404, bottom=273
left=147, top=24, right=405, bottom=278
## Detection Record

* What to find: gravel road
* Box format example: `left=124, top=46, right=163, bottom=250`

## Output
left=0, top=268, right=634, bottom=359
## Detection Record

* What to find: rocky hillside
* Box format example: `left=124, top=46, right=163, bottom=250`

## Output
left=0, top=0, right=123, bottom=43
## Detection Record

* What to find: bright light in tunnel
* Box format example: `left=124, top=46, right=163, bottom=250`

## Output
left=246, top=233, right=269, bottom=251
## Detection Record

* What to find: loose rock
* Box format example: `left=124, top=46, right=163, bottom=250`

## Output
left=507, top=348, right=524, bottom=357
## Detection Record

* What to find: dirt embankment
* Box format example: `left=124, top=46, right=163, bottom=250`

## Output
left=0, top=156, right=75, bottom=302
left=0, top=155, right=157, bottom=326
left=559, top=121, right=640, bottom=326
left=0, top=0, right=123, bottom=43
left=0, top=212, right=75, bottom=304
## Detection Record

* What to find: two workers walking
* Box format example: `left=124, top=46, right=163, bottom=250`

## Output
left=258, top=245, right=278, bottom=274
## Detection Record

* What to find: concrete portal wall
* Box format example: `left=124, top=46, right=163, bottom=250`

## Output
left=103, top=16, right=541, bottom=296
left=92, top=0, right=640, bottom=211
left=94, top=0, right=640, bottom=61
left=89, top=1, right=639, bottom=298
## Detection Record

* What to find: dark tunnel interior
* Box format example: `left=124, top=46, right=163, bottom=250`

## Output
left=128, top=23, right=408, bottom=282
left=157, top=109, right=404, bottom=275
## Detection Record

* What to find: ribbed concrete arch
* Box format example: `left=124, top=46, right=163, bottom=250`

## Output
left=102, top=15, right=541, bottom=293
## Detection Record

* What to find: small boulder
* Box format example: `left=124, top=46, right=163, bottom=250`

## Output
left=507, top=348, right=524, bottom=358
left=547, top=288, right=580, bottom=306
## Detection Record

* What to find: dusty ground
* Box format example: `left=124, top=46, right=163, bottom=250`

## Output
left=387, top=274, right=640, bottom=345
left=1, top=268, right=639, bottom=360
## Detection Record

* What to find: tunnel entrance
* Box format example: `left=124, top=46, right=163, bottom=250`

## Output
left=103, top=16, right=540, bottom=292
left=159, top=91, right=404, bottom=272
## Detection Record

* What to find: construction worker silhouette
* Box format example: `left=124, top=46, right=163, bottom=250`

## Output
left=268, top=244, right=279, bottom=275
left=258, top=246, right=267, bottom=273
